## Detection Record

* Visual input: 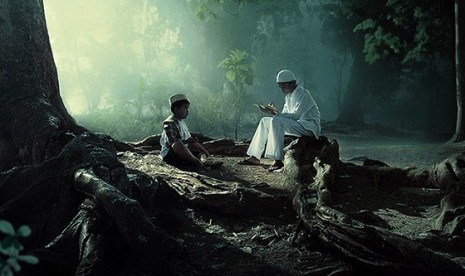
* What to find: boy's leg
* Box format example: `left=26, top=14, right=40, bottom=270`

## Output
left=163, top=148, right=192, bottom=168
left=164, top=141, right=206, bottom=171
left=187, top=144, right=202, bottom=159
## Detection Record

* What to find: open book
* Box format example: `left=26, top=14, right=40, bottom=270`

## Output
left=253, top=103, right=278, bottom=115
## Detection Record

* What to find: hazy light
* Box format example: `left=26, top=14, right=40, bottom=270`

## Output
left=64, top=90, right=88, bottom=114
left=43, top=0, right=357, bottom=140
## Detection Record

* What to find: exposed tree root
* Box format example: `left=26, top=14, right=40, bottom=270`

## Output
left=154, top=167, right=293, bottom=217
left=73, top=168, right=177, bottom=254
left=288, top=137, right=465, bottom=274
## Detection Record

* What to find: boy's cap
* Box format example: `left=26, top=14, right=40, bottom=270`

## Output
left=169, top=94, right=189, bottom=105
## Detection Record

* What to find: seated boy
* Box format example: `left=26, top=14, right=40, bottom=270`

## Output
left=159, top=94, right=210, bottom=172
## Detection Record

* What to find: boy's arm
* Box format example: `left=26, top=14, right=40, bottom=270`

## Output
left=163, top=122, right=181, bottom=146
left=183, top=135, right=209, bottom=157
left=165, top=122, right=209, bottom=156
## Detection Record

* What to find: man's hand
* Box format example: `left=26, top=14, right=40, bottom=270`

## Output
left=267, top=102, right=278, bottom=115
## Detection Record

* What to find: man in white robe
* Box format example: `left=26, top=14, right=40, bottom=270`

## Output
left=241, top=69, right=321, bottom=171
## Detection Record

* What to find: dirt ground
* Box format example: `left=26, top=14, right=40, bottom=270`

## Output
left=120, top=130, right=465, bottom=275
left=334, top=133, right=464, bottom=236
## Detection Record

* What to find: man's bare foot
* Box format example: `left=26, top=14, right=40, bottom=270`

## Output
left=238, top=156, right=261, bottom=165
left=268, top=160, right=284, bottom=172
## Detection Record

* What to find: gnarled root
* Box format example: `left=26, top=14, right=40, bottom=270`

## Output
left=73, top=168, right=179, bottom=256
left=291, top=138, right=465, bottom=275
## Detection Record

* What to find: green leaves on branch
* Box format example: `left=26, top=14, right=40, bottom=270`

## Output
left=218, top=48, right=255, bottom=140
left=354, top=19, right=401, bottom=64
left=0, top=220, right=38, bottom=276
left=218, top=49, right=255, bottom=86
left=352, top=0, right=452, bottom=65
left=403, top=27, right=429, bottom=63
left=0, top=222, right=15, bottom=237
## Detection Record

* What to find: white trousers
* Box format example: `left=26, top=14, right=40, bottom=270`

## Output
left=246, top=116, right=314, bottom=161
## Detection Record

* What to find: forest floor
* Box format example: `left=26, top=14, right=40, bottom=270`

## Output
left=121, top=125, right=465, bottom=275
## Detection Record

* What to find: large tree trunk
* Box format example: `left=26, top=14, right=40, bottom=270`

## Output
left=336, top=49, right=369, bottom=125
left=0, top=2, right=179, bottom=274
left=0, top=0, right=85, bottom=166
left=450, top=0, right=465, bottom=142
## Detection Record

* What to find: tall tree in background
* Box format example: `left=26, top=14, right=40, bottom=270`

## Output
left=340, top=0, right=457, bottom=132
left=450, top=0, right=465, bottom=142
left=318, top=0, right=381, bottom=125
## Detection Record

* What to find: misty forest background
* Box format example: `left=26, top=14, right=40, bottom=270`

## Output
left=43, top=0, right=456, bottom=142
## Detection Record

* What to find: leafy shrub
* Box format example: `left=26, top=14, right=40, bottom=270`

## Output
left=0, top=220, right=38, bottom=276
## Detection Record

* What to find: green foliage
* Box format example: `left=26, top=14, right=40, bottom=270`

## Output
left=0, top=220, right=38, bottom=276
left=218, top=49, right=254, bottom=86
left=354, top=19, right=401, bottom=64
left=319, top=0, right=453, bottom=65
left=218, top=49, right=255, bottom=140
left=352, top=0, right=454, bottom=64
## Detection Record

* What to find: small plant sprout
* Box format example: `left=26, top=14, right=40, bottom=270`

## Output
left=0, top=220, right=39, bottom=276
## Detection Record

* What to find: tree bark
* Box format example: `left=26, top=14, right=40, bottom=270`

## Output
left=450, top=0, right=465, bottom=142
left=0, top=0, right=85, bottom=165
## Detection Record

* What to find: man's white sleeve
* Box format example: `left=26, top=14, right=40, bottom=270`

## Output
left=278, top=91, right=310, bottom=120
